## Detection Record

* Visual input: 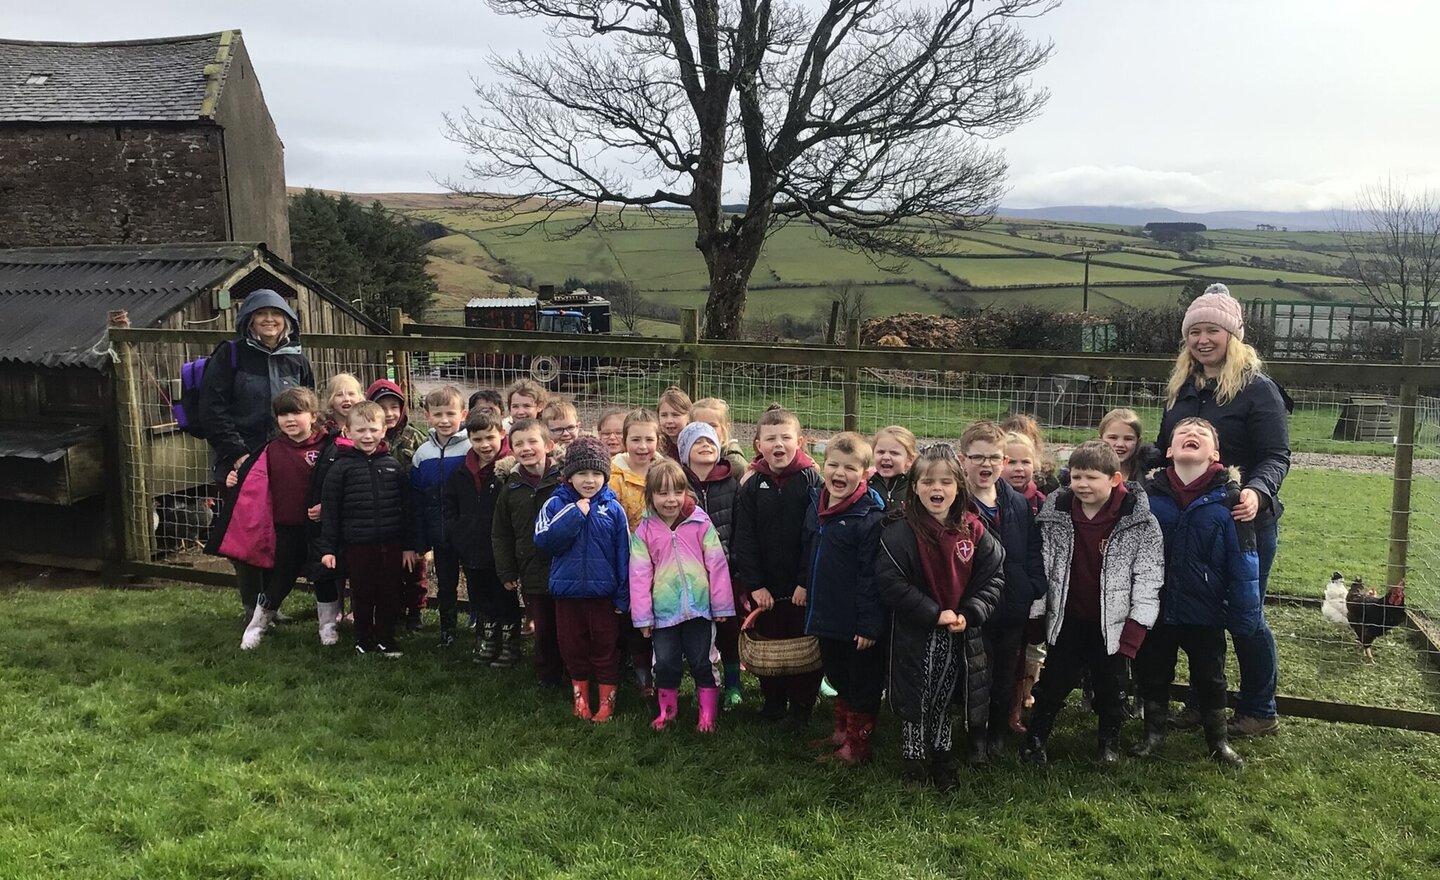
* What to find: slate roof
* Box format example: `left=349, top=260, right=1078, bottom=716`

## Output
left=0, top=31, right=235, bottom=123
left=0, top=242, right=384, bottom=370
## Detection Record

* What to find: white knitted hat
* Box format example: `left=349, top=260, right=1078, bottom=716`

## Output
left=1182, top=283, right=1244, bottom=341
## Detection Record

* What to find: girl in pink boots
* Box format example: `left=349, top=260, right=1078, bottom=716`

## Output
left=629, top=460, right=736, bottom=732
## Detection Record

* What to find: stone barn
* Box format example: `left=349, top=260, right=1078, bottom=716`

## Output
left=0, top=30, right=290, bottom=257
left=0, top=242, right=386, bottom=571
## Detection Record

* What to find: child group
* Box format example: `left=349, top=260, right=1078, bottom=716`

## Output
left=211, top=367, right=1263, bottom=788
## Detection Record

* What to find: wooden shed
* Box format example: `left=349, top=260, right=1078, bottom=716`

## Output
left=1332, top=395, right=1395, bottom=442
left=0, top=242, right=387, bottom=570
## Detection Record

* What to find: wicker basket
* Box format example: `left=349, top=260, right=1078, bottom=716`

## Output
left=738, top=606, right=822, bottom=677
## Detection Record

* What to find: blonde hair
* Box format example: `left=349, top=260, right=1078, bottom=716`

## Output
left=325, top=373, right=363, bottom=411
left=623, top=408, right=661, bottom=442
left=1000, top=413, right=1054, bottom=476
left=643, top=459, right=690, bottom=509
left=1167, top=335, right=1265, bottom=407
left=348, top=400, right=384, bottom=427
left=872, top=425, right=917, bottom=460
left=959, top=420, right=1005, bottom=453
left=504, top=378, right=549, bottom=409
left=691, top=397, right=733, bottom=443
left=1098, top=408, right=1144, bottom=443
left=1002, top=431, right=1037, bottom=459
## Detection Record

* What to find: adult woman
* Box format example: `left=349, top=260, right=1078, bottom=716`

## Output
left=200, top=289, right=315, bottom=485
left=1157, top=284, right=1290, bottom=737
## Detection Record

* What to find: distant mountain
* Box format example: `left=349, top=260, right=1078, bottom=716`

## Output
left=997, top=205, right=1347, bottom=232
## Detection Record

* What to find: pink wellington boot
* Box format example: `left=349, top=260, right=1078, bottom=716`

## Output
left=652, top=688, right=680, bottom=731
left=696, top=687, right=721, bottom=733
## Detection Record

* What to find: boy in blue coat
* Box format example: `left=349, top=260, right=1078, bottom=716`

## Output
left=801, top=432, right=886, bottom=766
left=534, top=436, right=631, bottom=724
left=1136, top=417, right=1261, bottom=767
left=407, top=386, right=469, bottom=645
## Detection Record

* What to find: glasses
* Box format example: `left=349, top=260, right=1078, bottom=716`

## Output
left=964, top=453, right=1005, bottom=465
left=550, top=424, right=578, bottom=435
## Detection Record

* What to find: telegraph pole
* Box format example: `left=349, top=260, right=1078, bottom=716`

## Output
left=1082, top=251, right=1091, bottom=313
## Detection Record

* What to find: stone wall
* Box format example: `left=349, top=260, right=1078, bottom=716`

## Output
left=0, top=124, right=228, bottom=248
left=214, top=39, right=291, bottom=260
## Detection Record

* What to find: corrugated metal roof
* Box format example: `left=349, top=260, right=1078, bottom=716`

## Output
left=0, top=32, right=231, bottom=123
left=467, top=297, right=538, bottom=309
left=0, top=243, right=255, bottom=369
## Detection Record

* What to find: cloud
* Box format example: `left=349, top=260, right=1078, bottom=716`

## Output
left=1004, top=166, right=1226, bottom=211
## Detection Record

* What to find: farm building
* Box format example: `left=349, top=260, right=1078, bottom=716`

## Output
left=0, top=30, right=290, bottom=257
left=0, top=242, right=386, bottom=570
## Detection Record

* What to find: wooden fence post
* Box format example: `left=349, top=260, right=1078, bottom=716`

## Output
left=1386, top=335, right=1422, bottom=589
left=843, top=318, right=861, bottom=432
left=389, top=307, right=412, bottom=400
left=113, top=337, right=156, bottom=564
left=680, top=308, right=701, bottom=401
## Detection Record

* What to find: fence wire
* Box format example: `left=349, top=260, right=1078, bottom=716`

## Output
left=114, top=333, right=1440, bottom=717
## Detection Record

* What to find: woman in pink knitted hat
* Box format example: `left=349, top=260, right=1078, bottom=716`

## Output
left=1156, top=283, right=1291, bottom=739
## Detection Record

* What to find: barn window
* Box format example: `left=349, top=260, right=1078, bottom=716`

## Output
left=26, top=73, right=51, bottom=85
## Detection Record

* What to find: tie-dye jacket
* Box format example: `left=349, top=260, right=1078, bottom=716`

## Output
left=629, top=505, right=736, bottom=631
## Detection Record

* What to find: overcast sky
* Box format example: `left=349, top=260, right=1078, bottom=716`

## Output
left=6, top=0, right=1438, bottom=211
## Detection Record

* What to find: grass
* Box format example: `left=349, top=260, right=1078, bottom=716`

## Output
left=1177, top=264, right=1350, bottom=285
left=2, top=583, right=1439, bottom=879
left=930, top=257, right=1178, bottom=286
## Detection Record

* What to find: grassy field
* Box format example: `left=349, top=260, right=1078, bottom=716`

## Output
left=389, top=202, right=1380, bottom=334
left=2, top=582, right=1438, bottom=879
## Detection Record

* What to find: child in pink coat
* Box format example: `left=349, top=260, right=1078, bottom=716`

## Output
left=629, top=460, right=736, bottom=732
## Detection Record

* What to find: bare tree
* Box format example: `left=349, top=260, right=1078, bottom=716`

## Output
left=814, top=279, right=870, bottom=339
left=608, top=280, right=643, bottom=333
left=445, top=0, right=1055, bottom=340
left=1339, top=181, right=1440, bottom=328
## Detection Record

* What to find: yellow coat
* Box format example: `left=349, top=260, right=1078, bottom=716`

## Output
left=609, top=453, right=650, bottom=531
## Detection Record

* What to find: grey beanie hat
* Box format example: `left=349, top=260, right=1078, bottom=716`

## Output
left=678, top=421, right=720, bottom=464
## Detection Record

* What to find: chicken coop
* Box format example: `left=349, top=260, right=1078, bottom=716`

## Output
left=1332, top=395, right=1396, bottom=442
left=0, top=242, right=386, bottom=571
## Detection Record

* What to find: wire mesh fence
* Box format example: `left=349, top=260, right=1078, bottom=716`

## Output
left=110, top=325, right=1440, bottom=723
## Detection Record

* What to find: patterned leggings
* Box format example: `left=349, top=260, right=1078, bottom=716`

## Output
left=901, top=628, right=963, bottom=761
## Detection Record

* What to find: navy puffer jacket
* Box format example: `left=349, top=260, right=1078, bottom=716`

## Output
left=975, top=480, right=1048, bottom=624
left=800, top=487, right=886, bottom=641
left=1157, top=373, right=1292, bottom=516
left=533, top=483, right=630, bottom=611
left=1144, top=468, right=1263, bottom=635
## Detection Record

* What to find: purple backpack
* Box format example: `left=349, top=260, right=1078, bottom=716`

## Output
left=175, top=340, right=237, bottom=438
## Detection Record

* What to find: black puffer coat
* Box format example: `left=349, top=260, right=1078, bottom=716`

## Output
left=870, top=472, right=909, bottom=511
left=441, top=458, right=503, bottom=570
left=685, top=462, right=739, bottom=550
left=315, top=441, right=409, bottom=555
left=977, top=480, right=1047, bottom=624
left=730, top=463, right=823, bottom=603
left=876, top=515, right=1004, bottom=730
left=200, top=289, right=314, bottom=483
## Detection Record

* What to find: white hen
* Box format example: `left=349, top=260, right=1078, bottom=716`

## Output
left=1320, top=571, right=1349, bottom=626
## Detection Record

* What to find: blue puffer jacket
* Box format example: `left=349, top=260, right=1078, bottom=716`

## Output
left=534, top=483, right=630, bottom=611
left=975, top=480, right=1048, bottom=624
left=800, top=486, right=886, bottom=641
left=408, top=430, right=470, bottom=552
left=1144, top=468, right=1262, bottom=635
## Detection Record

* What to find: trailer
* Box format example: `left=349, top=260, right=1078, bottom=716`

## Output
left=458, top=287, right=615, bottom=385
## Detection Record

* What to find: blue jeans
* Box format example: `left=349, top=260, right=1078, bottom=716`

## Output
left=1233, top=515, right=1279, bottom=719
left=652, top=618, right=717, bottom=689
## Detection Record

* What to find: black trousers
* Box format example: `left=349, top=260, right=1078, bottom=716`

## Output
left=433, top=547, right=462, bottom=631
left=463, top=565, right=521, bottom=625
left=818, top=636, right=886, bottom=714
left=1029, top=619, right=1127, bottom=738
left=235, top=523, right=311, bottom=612
left=984, top=620, right=1026, bottom=728
left=1136, top=623, right=1228, bottom=713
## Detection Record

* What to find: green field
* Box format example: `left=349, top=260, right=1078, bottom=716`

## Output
left=392, top=203, right=1380, bottom=334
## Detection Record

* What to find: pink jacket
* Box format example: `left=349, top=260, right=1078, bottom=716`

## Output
left=628, top=506, right=736, bottom=630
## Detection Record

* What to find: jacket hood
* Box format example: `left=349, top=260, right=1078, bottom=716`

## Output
left=612, top=453, right=650, bottom=483
left=366, top=379, right=410, bottom=433
left=236, top=289, right=301, bottom=347
left=427, top=427, right=470, bottom=448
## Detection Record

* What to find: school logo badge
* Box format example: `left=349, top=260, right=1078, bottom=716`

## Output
left=956, top=539, right=974, bottom=562
left=304, top=450, right=321, bottom=466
